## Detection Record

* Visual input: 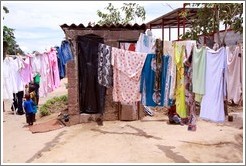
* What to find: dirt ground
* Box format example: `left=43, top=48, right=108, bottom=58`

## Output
left=2, top=78, right=244, bottom=164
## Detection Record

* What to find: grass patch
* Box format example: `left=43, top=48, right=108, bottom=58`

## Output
left=39, top=95, right=68, bottom=117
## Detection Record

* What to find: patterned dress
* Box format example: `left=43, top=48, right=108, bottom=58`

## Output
left=184, top=51, right=196, bottom=129
left=98, top=43, right=113, bottom=88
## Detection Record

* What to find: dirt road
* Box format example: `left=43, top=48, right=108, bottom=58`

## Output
left=2, top=78, right=244, bottom=164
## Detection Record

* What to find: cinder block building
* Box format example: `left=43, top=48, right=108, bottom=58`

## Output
left=60, top=23, right=147, bottom=125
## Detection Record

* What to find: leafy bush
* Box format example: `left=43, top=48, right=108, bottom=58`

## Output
left=39, top=95, right=68, bottom=117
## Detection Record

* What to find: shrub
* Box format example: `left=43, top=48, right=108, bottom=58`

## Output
left=39, top=95, right=68, bottom=117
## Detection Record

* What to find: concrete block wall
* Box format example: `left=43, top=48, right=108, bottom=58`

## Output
left=199, top=30, right=243, bottom=47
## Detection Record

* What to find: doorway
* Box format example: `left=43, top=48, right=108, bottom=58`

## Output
left=77, top=34, right=106, bottom=114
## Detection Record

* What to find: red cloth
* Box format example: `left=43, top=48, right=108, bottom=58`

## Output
left=128, top=43, right=136, bottom=52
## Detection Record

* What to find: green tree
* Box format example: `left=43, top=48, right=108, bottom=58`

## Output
left=3, top=25, right=16, bottom=54
left=181, top=3, right=243, bottom=46
left=97, top=3, right=146, bottom=25
left=3, top=6, right=24, bottom=57
left=3, top=6, right=9, bottom=19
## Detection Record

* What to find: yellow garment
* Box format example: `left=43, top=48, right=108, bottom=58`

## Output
left=174, top=43, right=187, bottom=118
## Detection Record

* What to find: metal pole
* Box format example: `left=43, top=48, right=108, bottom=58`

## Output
left=169, top=26, right=171, bottom=41
left=178, top=13, right=180, bottom=40
left=162, top=19, right=164, bottom=42
left=183, top=3, right=186, bottom=35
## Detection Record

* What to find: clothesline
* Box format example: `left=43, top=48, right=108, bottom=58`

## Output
left=3, top=39, right=74, bottom=101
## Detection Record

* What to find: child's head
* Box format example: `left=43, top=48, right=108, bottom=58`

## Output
left=29, top=84, right=35, bottom=93
left=25, top=93, right=30, bottom=100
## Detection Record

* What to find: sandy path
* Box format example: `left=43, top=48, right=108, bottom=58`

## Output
left=2, top=78, right=244, bottom=164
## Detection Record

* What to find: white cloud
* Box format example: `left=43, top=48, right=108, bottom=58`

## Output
left=18, top=36, right=63, bottom=53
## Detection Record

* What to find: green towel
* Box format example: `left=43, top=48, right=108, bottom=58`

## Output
left=34, top=73, right=41, bottom=84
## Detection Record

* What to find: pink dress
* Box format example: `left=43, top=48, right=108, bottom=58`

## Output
left=20, top=56, right=32, bottom=85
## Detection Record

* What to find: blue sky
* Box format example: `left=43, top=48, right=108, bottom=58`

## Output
left=2, top=1, right=184, bottom=53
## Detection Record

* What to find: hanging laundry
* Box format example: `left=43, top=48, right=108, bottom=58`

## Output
left=3, top=56, right=25, bottom=114
left=149, top=39, right=163, bottom=105
left=112, top=47, right=147, bottom=104
left=174, top=40, right=196, bottom=57
left=239, top=45, right=243, bottom=105
left=169, top=40, right=196, bottom=105
left=192, top=45, right=206, bottom=102
left=226, top=45, right=242, bottom=104
left=140, top=54, right=160, bottom=106
left=19, top=56, right=32, bottom=85
left=48, top=48, right=61, bottom=90
left=39, top=52, right=50, bottom=97
left=11, top=91, right=24, bottom=115
left=59, top=40, right=73, bottom=64
left=30, top=52, right=42, bottom=80
left=120, top=42, right=136, bottom=51
left=57, top=40, right=74, bottom=79
left=135, top=32, right=156, bottom=53
left=3, top=57, right=18, bottom=100
left=174, top=43, right=187, bottom=119
left=160, top=55, right=171, bottom=106
left=184, top=51, right=197, bottom=130
left=166, top=42, right=176, bottom=103
left=77, top=35, right=106, bottom=114
left=163, top=41, right=173, bottom=56
left=98, top=43, right=113, bottom=88
left=56, top=46, right=66, bottom=79
left=119, top=42, right=139, bottom=120
left=200, top=47, right=227, bottom=122
left=13, top=56, right=25, bottom=93
left=128, top=43, right=136, bottom=51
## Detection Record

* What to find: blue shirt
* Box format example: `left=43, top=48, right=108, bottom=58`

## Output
left=23, top=99, right=35, bottom=114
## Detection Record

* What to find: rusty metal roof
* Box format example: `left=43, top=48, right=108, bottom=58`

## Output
left=60, top=23, right=147, bottom=30
left=147, top=7, right=199, bottom=29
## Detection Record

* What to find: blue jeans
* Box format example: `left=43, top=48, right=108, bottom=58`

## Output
left=60, top=40, right=73, bottom=64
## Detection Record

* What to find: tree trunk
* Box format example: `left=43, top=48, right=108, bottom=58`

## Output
left=214, top=5, right=221, bottom=46
left=3, top=41, right=8, bottom=59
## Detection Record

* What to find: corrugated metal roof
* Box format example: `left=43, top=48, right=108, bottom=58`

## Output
left=60, top=23, right=146, bottom=30
left=147, top=8, right=199, bottom=29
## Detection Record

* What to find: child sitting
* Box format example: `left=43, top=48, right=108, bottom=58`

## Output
left=23, top=93, right=35, bottom=125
